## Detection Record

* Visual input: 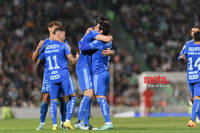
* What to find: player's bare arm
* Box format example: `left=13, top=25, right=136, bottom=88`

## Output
left=66, top=54, right=78, bottom=64
left=102, top=48, right=115, bottom=56
left=95, top=34, right=113, bottom=42
left=32, top=40, right=44, bottom=63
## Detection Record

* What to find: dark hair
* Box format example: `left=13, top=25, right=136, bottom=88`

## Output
left=194, top=31, right=200, bottom=42
left=48, top=21, right=62, bottom=28
left=53, top=28, right=65, bottom=34
left=95, top=17, right=110, bottom=26
left=99, top=21, right=110, bottom=35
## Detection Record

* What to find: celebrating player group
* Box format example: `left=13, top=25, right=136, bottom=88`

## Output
left=32, top=17, right=114, bottom=130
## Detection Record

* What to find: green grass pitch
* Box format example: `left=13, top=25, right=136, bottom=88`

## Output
left=0, top=117, right=199, bottom=133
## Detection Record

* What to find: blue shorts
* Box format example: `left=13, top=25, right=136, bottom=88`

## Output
left=93, top=71, right=110, bottom=96
left=188, top=82, right=200, bottom=98
left=50, top=72, right=76, bottom=99
left=76, top=67, right=93, bottom=92
left=41, top=72, right=50, bottom=93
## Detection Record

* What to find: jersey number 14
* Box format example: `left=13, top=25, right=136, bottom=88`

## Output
left=188, top=57, right=200, bottom=71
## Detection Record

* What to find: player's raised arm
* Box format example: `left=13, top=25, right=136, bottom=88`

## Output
left=32, top=40, right=44, bottom=63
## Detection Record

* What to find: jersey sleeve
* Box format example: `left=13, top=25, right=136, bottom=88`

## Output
left=178, top=43, right=187, bottom=61
left=184, top=45, right=188, bottom=59
left=38, top=52, right=45, bottom=60
left=106, top=41, right=112, bottom=49
left=39, top=40, right=48, bottom=54
left=89, top=30, right=100, bottom=39
left=64, top=44, right=71, bottom=55
left=79, top=40, right=104, bottom=51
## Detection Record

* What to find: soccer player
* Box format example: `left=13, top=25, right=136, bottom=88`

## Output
left=75, top=18, right=113, bottom=130
left=178, top=27, right=200, bottom=123
left=182, top=31, right=200, bottom=127
left=37, top=28, right=77, bottom=130
left=79, top=21, right=114, bottom=130
left=32, top=21, right=69, bottom=130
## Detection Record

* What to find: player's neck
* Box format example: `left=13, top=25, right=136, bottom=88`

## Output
left=49, top=36, right=54, bottom=40
left=49, top=32, right=54, bottom=40
left=55, top=39, right=64, bottom=43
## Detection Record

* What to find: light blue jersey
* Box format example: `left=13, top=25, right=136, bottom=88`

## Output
left=184, top=41, right=200, bottom=97
left=76, top=30, right=100, bottom=69
left=80, top=40, right=112, bottom=74
left=185, top=42, right=200, bottom=83
left=39, top=40, right=75, bottom=99
left=39, top=40, right=71, bottom=83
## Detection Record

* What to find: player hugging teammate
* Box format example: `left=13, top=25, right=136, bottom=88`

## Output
left=179, top=28, right=200, bottom=127
left=32, top=17, right=114, bottom=130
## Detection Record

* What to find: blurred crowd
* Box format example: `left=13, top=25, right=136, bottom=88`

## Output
left=0, top=0, right=194, bottom=107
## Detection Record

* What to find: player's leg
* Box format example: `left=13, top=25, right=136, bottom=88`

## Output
left=75, top=68, right=94, bottom=129
left=187, top=82, right=200, bottom=123
left=95, top=71, right=113, bottom=130
left=188, top=82, right=200, bottom=127
left=50, top=82, right=60, bottom=130
left=36, top=75, right=50, bottom=130
left=83, top=99, right=92, bottom=127
left=61, top=74, right=76, bottom=130
left=59, top=94, right=67, bottom=129
left=66, top=76, right=76, bottom=123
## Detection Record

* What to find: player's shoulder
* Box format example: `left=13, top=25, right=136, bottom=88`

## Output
left=44, top=38, right=51, bottom=43
left=89, top=30, right=99, bottom=35
left=185, top=40, right=194, bottom=45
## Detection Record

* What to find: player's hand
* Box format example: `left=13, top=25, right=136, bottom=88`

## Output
left=102, top=48, right=115, bottom=56
left=180, top=54, right=185, bottom=59
left=75, top=52, right=80, bottom=59
left=37, top=40, right=44, bottom=50
left=86, top=27, right=93, bottom=34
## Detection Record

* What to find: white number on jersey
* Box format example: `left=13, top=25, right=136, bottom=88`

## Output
left=188, top=57, right=200, bottom=71
left=47, top=55, right=60, bottom=70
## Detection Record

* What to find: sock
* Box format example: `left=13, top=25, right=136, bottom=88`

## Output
left=191, top=99, right=200, bottom=121
left=97, top=98, right=111, bottom=123
left=40, top=101, right=48, bottom=124
left=50, top=100, right=59, bottom=125
left=60, top=100, right=67, bottom=123
left=84, top=100, right=91, bottom=125
left=77, top=95, right=91, bottom=121
left=66, top=96, right=76, bottom=121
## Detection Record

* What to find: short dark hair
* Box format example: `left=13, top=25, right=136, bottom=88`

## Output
left=194, top=31, right=200, bottom=42
left=48, top=21, right=62, bottom=28
left=53, top=28, right=65, bottom=34
left=99, top=21, right=110, bottom=35
left=95, top=17, right=110, bottom=26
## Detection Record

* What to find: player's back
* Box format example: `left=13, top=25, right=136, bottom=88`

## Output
left=76, top=30, right=99, bottom=70
left=185, top=42, right=200, bottom=83
left=39, top=38, right=51, bottom=54
left=92, top=41, right=112, bottom=74
left=43, top=40, right=71, bottom=83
